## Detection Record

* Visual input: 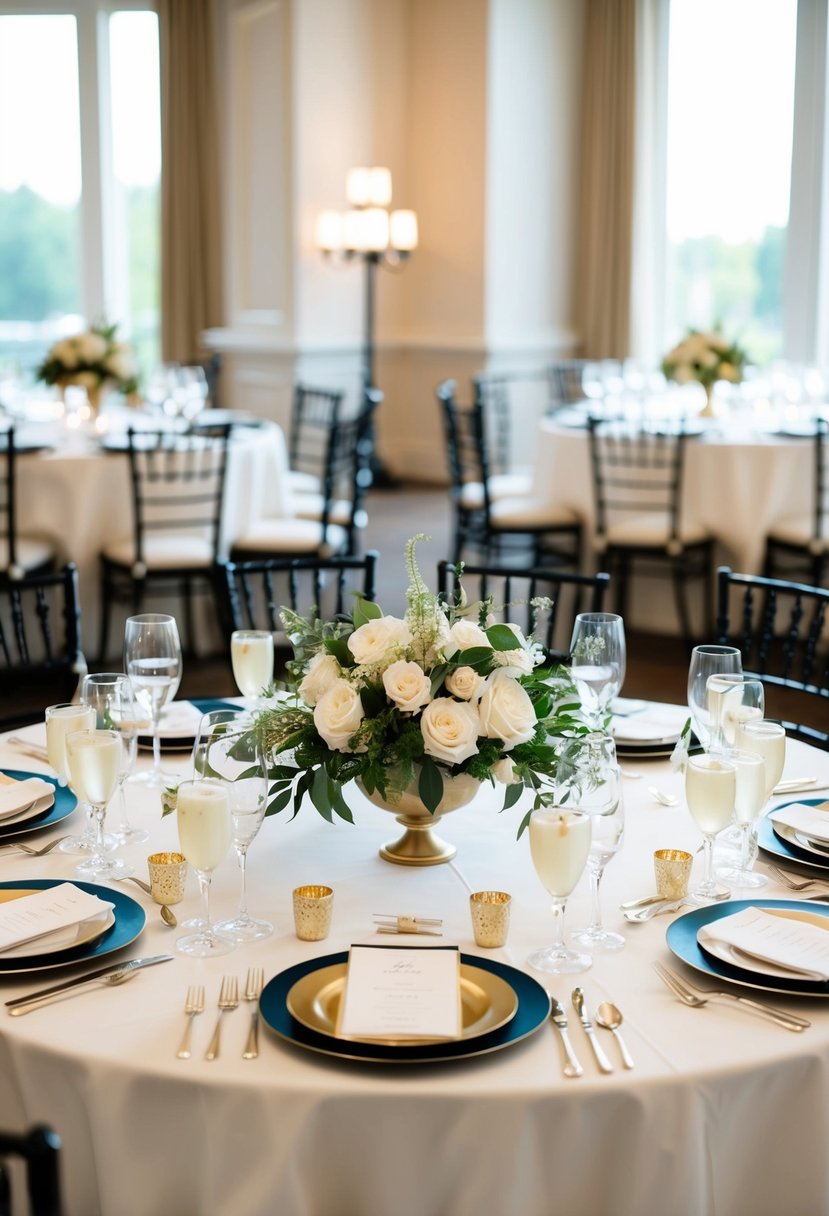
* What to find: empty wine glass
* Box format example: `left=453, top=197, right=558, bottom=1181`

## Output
left=564, top=734, right=625, bottom=952
left=687, top=644, right=742, bottom=750
left=124, top=614, right=182, bottom=788
left=685, top=753, right=737, bottom=903
left=230, top=630, right=274, bottom=715
left=175, top=778, right=233, bottom=957
left=80, top=673, right=149, bottom=845
left=66, top=729, right=132, bottom=880
left=527, top=807, right=592, bottom=974
left=45, top=701, right=98, bottom=854
left=705, top=674, right=764, bottom=754
left=568, top=612, right=626, bottom=730
left=716, top=748, right=768, bottom=888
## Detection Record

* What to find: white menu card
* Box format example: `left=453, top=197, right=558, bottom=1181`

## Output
left=0, top=883, right=113, bottom=953
left=698, top=907, right=829, bottom=980
left=337, top=945, right=462, bottom=1041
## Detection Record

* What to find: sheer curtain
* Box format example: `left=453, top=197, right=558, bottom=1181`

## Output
left=156, top=0, right=223, bottom=362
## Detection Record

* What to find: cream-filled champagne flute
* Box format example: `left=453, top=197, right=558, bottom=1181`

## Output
left=66, top=729, right=131, bottom=879
left=230, top=630, right=274, bottom=713
left=716, top=748, right=768, bottom=888
left=124, top=614, right=182, bottom=789
left=705, top=674, right=764, bottom=754
left=527, top=808, right=592, bottom=974
left=176, top=778, right=233, bottom=957
left=45, top=702, right=98, bottom=854
left=80, top=673, right=149, bottom=845
left=735, top=719, right=787, bottom=801
left=687, top=645, right=742, bottom=750
left=685, top=753, right=737, bottom=902
left=568, top=613, right=626, bottom=730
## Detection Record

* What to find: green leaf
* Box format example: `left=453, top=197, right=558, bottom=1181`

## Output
left=324, top=638, right=352, bottom=666
left=265, top=786, right=293, bottom=817
left=352, top=598, right=383, bottom=626
left=502, top=782, right=524, bottom=810
left=486, top=623, right=521, bottom=651
left=515, top=807, right=533, bottom=838
left=451, top=646, right=493, bottom=671
left=360, top=684, right=386, bottom=717
left=418, top=755, right=443, bottom=814
left=309, top=766, right=334, bottom=822
left=329, top=780, right=354, bottom=823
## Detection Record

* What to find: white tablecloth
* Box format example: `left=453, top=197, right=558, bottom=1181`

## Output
left=1, top=714, right=828, bottom=1215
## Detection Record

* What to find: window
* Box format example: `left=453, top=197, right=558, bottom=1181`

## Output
left=0, top=4, right=160, bottom=380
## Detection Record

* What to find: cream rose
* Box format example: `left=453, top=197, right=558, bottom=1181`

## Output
left=420, top=698, right=480, bottom=766
left=478, top=670, right=536, bottom=751
left=444, top=665, right=485, bottom=701
left=382, top=660, right=432, bottom=713
left=492, top=757, right=519, bottom=785
left=446, top=619, right=489, bottom=656
left=298, top=653, right=342, bottom=706
left=313, top=679, right=365, bottom=750
left=76, top=332, right=108, bottom=363
left=348, top=615, right=411, bottom=666
left=105, top=345, right=136, bottom=380
left=52, top=338, right=78, bottom=370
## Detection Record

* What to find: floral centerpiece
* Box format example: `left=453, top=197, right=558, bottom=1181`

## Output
left=36, top=321, right=139, bottom=408
left=661, top=328, right=748, bottom=417
left=252, top=536, right=588, bottom=862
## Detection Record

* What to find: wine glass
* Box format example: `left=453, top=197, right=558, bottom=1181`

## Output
left=735, top=718, right=787, bottom=801
left=687, top=644, right=742, bottom=749
left=716, top=748, right=769, bottom=888
left=685, top=753, right=737, bottom=903
left=196, top=712, right=273, bottom=942
left=527, top=807, right=592, bottom=974
left=123, top=614, right=182, bottom=788
left=230, top=630, right=274, bottom=715
left=45, top=701, right=98, bottom=854
left=704, top=674, right=764, bottom=755
left=80, top=673, right=149, bottom=844
left=175, top=778, right=233, bottom=957
left=568, top=612, right=626, bottom=730
left=564, top=734, right=626, bottom=952
left=65, top=729, right=131, bottom=879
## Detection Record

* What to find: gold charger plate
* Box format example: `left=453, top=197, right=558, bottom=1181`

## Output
left=286, top=960, right=518, bottom=1046
left=0, top=887, right=115, bottom=961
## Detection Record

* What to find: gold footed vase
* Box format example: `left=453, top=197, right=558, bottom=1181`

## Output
left=699, top=383, right=717, bottom=417
left=358, top=770, right=481, bottom=866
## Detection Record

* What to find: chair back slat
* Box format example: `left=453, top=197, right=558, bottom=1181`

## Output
left=289, top=385, right=345, bottom=480
left=0, top=565, right=83, bottom=728
left=0, top=1124, right=63, bottom=1216
left=588, top=416, right=688, bottom=541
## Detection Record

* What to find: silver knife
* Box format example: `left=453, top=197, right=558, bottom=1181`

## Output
left=572, top=987, right=613, bottom=1073
left=549, top=997, right=583, bottom=1078
left=5, top=955, right=173, bottom=1012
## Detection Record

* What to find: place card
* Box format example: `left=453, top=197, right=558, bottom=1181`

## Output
left=0, top=883, right=114, bottom=954
left=698, top=907, right=829, bottom=980
left=337, top=944, right=462, bottom=1042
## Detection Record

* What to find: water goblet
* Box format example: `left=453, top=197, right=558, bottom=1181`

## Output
left=66, top=729, right=132, bottom=880
left=527, top=807, right=592, bottom=974
left=124, top=613, right=182, bottom=788
left=80, top=673, right=149, bottom=844
left=716, top=748, right=769, bottom=888
left=687, top=644, right=742, bottom=750
left=568, top=612, right=626, bottom=730
left=685, top=753, right=737, bottom=903
left=705, top=674, right=764, bottom=755
left=175, top=778, right=233, bottom=957
left=564, top=733, right=626, bottom=952
left=230, top=630, right=274, bottom=716
left=45, top=701, right=98, bottom=854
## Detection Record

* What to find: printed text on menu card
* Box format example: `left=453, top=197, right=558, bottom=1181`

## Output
left=338, top=945, right=462, bottom=1041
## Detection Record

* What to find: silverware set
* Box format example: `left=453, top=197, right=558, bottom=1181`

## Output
left=549, top=988, right=634, bottom=1077
left=179, top=970, right=264, bottom=1061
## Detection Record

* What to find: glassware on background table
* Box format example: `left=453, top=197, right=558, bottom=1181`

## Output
left=123, top=613, right=182, bottom=789
left=527, top=807, right=592, bottom=974
left=195, top=711, right=273, bottom=942
left=80, top=673, right=149, bottom=844
left=562, top=733, right=626, bottom=952
left=715, top=748, right=768, bottom=888
left=568, top=612, right=626, bottom=730
left=230, top=630, right=274, bottom=715
left=685, top=753, right=737, bottom=903
left=687, top=645, right=742, bottom=750
left=175, top=778, right=233, bottom=957
left=65, top=729, right=131, bottom=879
left=704, top=674, right=764, bottom=755
left=45, top=701, right=98, bottom=854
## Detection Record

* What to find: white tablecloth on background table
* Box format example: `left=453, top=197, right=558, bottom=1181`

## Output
left=1, top=714, right=829, bottom=1215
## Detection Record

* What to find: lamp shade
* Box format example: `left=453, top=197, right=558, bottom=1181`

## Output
left=346, top=165, right=392, bottom=207
left=315, top=210, right=344, bottom=252
left=390, top=210, right=418, bottom=252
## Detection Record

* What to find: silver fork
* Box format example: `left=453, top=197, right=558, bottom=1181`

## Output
left=204, top=975, right=239, bottom=1060
left=242, top=967, right=265, bottom=1060
left=176, top=985, right=205, bottom=1059
left=0, top=836, right=70, bottom=857
left=652, top=962, right=810, bottom=1031
left=767, top=864, right=829, bottom=893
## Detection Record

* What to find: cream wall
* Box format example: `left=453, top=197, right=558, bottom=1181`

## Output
left=206, top=0, right=584, bottom=481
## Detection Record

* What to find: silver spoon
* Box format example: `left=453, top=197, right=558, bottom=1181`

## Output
left=116, top=876, right=177, bottom=927
left=595, top=1002, right=635, bottom=1069
left=648, top=786, right=678, bottom=806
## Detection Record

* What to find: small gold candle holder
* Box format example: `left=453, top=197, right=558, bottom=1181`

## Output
left=293, top=885, right=334, bottom=941
left=147, top=852, right=188, bottom=905
left=654, top=849, right=693, bottom=900
left=469, top=890, right=511, bottom=948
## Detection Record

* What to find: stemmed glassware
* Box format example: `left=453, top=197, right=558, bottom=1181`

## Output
left=735, top=719, right=787, bottom=801
left=195, top=710, right=272, bottom=942
left=527, top=806, right=593, bottom=974
left=80, top=673, right=149, bottom=845
left=716, top=748, right=769, bottom=888
left=123, top=614, right=182, bottom=789
left=564, top=733, right=626, bottom=952
left=568, top=612, right=626, bottom=730
left=704, top=674, right=764, bottom=754
left=45, top=701, right=98, bottom=854
left=175, top=778, right=233, bottom=957
left=685, top=752, right=737, bottom=903
left=687, top=644, right=742, bottom=750
left=65, top=729, right=131, bottom=880
left=230, top=630, right=274, bottom=716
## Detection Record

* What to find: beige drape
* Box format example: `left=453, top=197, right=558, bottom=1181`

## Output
left=575, top=0, right=637, bottom=359
left=156, top=0, right=223, bottom=362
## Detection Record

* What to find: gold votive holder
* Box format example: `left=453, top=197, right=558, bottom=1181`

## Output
left=147, top=852, right=188, bottom=905
left=293, top=885, right=334, bottom=941
left=469, top=890, right=511, bottom=948
left=654, top=849, right=693, bottom=900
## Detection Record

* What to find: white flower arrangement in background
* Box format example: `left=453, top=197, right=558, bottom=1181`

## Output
left=37, top=321, right=139, bottom=397
left=661, top=328, right=748, bottom=390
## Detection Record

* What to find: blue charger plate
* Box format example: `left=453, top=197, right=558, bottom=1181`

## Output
left=137, top=697, right=241, bottom=751
left=0, top=770, right=77, bottom=841
left=757, top=798, right=829, bottom=870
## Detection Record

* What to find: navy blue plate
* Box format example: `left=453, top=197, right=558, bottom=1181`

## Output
left=666, top=898, right=829, bottom=997
left=0, top=770, right=77, bottom=841
left=260, top=951, right=550, bottom=1064
left=758, top=799, right=829, bottom=871
left=0, top=878, right=145, bottom=975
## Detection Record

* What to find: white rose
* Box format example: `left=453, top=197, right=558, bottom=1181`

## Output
left=478, top=670, right=536, bottom=751
left=672, top=363, right=693, bottom=384
left=348, top=615, right=411, bottom=666
left=313, top=679, right=365, bottom=750
left=493, top=757, right=519, bottom=785
left=382, top=660, right=432, bottom=713
left=298, top=653, right=342, bottom=706
left=52, top=338, right=78, bottom=370
left=446, top=619, right=489, bottom=656
left=420, top=698, right=480, bottom=766
left=105, top=345, right=136, bottom=380
left=77, top=332, right=108, bottom=363
left=444, top=665, right=485, bottom=701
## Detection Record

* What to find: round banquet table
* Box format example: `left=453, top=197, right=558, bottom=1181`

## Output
left=1, top=713, right=829, bottom=1216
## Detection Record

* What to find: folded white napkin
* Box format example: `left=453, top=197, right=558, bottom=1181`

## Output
left=0, top=883, right=114, bottom=954
left=155, top=701, right=204, bottom=737
left=769, top=803, right=829, bottom=844
left=0, top=776, right=55, bottom=822
left=612, top=703, right=689, bottom=743
left=698, top=906, right=829, bottom=981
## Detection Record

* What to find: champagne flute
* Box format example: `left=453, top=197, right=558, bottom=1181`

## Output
left=66, top=729, right=131, bottom=879
left=196, top=712, right=273, bottom=942
left=564, top=734, right=626, bottom=952
left=716, top=748, right=768, bottom=888
left=175, top=778, right=233, bottom=957
left=705, top=674, right=764, bottom=755
left=45, top=701, right=98, bottom=854
left=527, top=808, right=592, bottom=974
left=687, top=644, right=742, bottom=749
left=123, top=614, right=182, bottom=788
left=230, top=630, right=274, bottom=715
left=735, top=718, right=787, bottom=802
left=568, top=612, right=626, bottom=730
left=80, top=673, right=149, bottom=844
left=685, top=753, right=737, bottom=903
